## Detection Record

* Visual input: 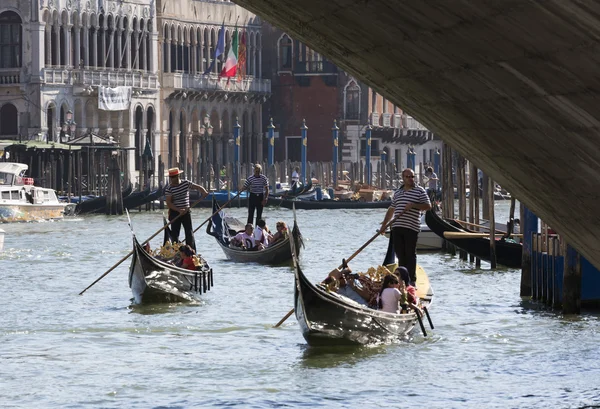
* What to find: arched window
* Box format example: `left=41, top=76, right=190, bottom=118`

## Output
left=0, top=11, right=22, bottom=68
left=345, top=81, right=360, bottom=120
left=278, top=34, right=292, bottom=70
left=0, top=103, right=18, bottom=135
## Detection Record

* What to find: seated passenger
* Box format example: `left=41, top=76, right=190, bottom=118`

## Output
left=325, top=262, right=370, bottom=306
left=178, top=244, right=197, bottom=270
left=269, top=221, right=288, bottom=246
left=378, top=274, right=403, bottom=313
left=231, top=224, right=260, bottom=250
left=394, top=266, right=418, bottom=305
left=254, top=219, right=272, bottom=247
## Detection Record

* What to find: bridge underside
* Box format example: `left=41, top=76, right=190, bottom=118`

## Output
left=238, top=0, right=600, bottom=268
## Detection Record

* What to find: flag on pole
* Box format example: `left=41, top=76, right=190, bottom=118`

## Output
left=237, top=31, right=246, bottom=80
left=204, top=21, right=225, bottom=75
left=221, top=26, right=238, bottom=78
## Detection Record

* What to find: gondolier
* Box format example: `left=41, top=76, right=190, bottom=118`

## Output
left=242, top=164, right=269, bottom=225
left=379, top=168, right=431, bottom=285
left=165, top=167, right=209, bottom=252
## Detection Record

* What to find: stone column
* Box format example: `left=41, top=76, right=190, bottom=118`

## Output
left=165, top=31, right=171, bottom=73
left=190, top=40, right=196, bottom=74
left=64, top=24, right=72, bottom=67
left=31, top=22, right=45, bottom=77
left=108, top=26, right=115, bottom=68
left=74, top=24, right=81, bottom=69
left=141, top=30, right=147, bottom=71
left=100, top=24, right=107, bottom=68
left=92, top=24, right=98, bottom=68
left=44, top=25, right=52, bottom=66
left=126, top=29, right=132, bottom=70
left=54, top=25, right=61, bottom=67
left=83, top=23, right=89, bottom=67
left=116, top=27, right=122, bottom=69
left=133, top=29, right=140, bottom=69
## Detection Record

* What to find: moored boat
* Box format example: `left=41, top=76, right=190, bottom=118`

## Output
left=207, top=199, right=303, bottom=264
left=292, top=235, right=434, bottom=346
left=278, top=198, right=391, bottom=210
left=425, top=209, right=522, bottom=267
left=128, top=235, right=213, bottom=304
left=0, top=162, right=68, bottom=222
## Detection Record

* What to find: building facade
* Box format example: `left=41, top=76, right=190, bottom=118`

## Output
left=261, top=25, right=441, bottom=174
left=0, top=0, right=269, bottom=186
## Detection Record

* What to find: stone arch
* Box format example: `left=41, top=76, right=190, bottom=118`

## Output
left=73, top=98, right=83, bottom=134
left=344, top=78, right=361, bottom=120
left=134, top=104, right=144, bottom=171
left=277, top=32, right=292, bottom=71
left=85, top=99, right=95, bottom=131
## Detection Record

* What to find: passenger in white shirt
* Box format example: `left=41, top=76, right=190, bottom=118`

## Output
left=253, top=219, right=272, bottom=248
left=231, top=224, right=257, bottom=250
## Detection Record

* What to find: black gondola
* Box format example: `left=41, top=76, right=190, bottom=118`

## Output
left=206, top=199, right=303, bottom=265
left=123, top=186, right=163, bottom=210
left=425, top=209, right=522, bottom=268
left=278, top=198, right=391, bottom=210
left=270, top=180, right=314, bottom=198
left=291, top=234, right=434, bottom=346
left=128, top=235, right=213, bottom=304
left=75, top=183, right=133, bottom=214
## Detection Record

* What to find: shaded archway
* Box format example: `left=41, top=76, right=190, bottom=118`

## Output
left=0, top=103, right=18, bottom=135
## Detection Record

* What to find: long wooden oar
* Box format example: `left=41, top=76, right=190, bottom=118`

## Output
left=444, top=232, right=523, bottom=239
left=79, top=192, right=239, bottom=295
left=273, top=215, right=400, bottom=328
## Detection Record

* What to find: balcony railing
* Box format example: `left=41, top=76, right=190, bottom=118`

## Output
left=162, top=73, right=271, bottom=93
left=0, top=69, right=22, bottom=85
left=42, top=68, right=159, bottom=89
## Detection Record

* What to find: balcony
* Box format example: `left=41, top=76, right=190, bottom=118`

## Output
left=162, top=73, right=271, bottom=94
left=0, top=68, right=22, bottom=86
left=42, top=68, right=159, bottom=89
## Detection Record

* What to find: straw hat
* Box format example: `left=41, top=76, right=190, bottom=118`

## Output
left=168, top=167, right=184, bottom=177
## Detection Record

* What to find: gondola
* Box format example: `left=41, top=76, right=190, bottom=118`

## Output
left=190, top=190, right=249, bottom=208
left=270, top=180, right=313, bottom=198
left=291, top=234, right=434, bottom=346
left=123, top=186, right=163, bottom=210
left=128, top=234, right=213, bottom=304
left=75, top=183, right=133, bottom=214
left=278, top=197, right=391, bottom=210
left=425, top=209, right=522, bottom=268
left=206, top=199, right=303, bottom=264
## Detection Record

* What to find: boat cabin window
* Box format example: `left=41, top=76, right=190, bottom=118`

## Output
left=0, top=172, right=15, bottom=185
left=1, top=191, right=9, bottom=200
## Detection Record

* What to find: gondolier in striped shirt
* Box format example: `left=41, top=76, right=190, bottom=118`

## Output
left=379, top=168, right=431, bottom=285
left=165, top=167, right=209, bottom=252
left=242, top=164, right=269, bottom=225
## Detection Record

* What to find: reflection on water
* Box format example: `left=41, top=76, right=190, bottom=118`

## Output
left=298, top=344, right=388, bottom=369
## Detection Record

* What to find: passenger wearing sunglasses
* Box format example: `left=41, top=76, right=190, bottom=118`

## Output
left=378, top=168, right=431, bottom=286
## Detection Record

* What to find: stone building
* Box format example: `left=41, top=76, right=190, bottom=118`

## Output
left=261, top=25, right=441, bottom=174
left=0, top=0, right=269, bottom=187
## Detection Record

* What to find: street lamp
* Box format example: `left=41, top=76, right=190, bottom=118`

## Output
left=60, top=110, right=76, bottom=143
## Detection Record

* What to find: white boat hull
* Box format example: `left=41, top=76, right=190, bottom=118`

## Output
left=417, top=229, right=443, bottom=251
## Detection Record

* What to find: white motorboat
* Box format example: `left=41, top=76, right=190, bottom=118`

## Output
left=0, top=162, right=68, bottom=222
left=418, top=213, right=443, bottom=251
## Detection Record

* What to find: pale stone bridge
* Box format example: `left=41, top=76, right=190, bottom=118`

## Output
left=237, top=0, right=600, bottom=268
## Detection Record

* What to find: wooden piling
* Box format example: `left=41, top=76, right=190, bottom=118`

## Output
left=562, top=243, right=582, bottom=314
left=487, top=175, right=497, bottom=269
left=457, top=154, right=467, bottom=260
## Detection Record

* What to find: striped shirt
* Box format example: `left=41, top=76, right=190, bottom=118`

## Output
left=165, top=180, right=191, bottom=208
left=391, top=185, right=430, bottom=232
left=244, top=174, right=269, bottom=195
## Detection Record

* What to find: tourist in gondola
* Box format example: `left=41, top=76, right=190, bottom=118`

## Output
left=394, top=266, right=418, bottom=304
left=378, top=168, right=431, bottom=286
left=254, top=219, right=272, bottom=247
left=242, top=164, right=269, bottom=225
left=178, top=244, right=197, bottom=271
left=165, top=167, right=209, bottom=252
left=231, top=224, right=262, bottom=250
left=325, top=262, right=370, bottom=306
left=268, top=221, right=288, bottom=246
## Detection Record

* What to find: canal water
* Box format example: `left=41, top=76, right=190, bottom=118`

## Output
left=1, top=202, right=599, bottom=408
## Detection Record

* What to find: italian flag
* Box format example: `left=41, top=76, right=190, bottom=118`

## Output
left=220, top=27, right=238, bottom=77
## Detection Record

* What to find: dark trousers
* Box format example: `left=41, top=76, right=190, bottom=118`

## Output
left=392, top=227, right=419, bottom=283
left=247, top=193, right=264, bottom=225
left=168, top=210, right=196, bottom=252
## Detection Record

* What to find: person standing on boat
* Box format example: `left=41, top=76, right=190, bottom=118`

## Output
left=165, top=167, right=209, bottom=252
left=291, top=167, right=300, bottom=193
left=425, top=166, right=439, bottom=200
left=379, top=168, right=431, bottom=286
left=242, top=164, right=269, bottom=225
